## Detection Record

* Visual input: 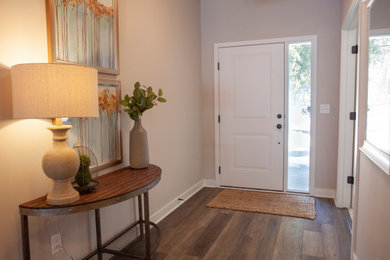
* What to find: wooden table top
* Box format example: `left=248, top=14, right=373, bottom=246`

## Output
left=19, top=164, right=162, bottom=216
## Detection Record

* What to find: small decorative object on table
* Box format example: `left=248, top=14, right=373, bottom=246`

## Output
left=72, top=141, right=99, bottom=194
left=120, top=82, right=167, bottom=169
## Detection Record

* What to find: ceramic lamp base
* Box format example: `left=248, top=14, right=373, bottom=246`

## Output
left=47, top=179, right=79, bottom=205
left=42, top=124, right=80, bottom=205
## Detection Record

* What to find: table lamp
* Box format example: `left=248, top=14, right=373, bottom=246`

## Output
left=11, top=63, right=98, bottom=205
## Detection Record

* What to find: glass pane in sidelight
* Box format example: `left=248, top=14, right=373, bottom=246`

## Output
left=367, top=35, right=390, bottom=155
left=287, top=42, right=312, bottom=192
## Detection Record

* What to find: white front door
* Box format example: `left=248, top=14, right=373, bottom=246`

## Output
left=219, top=43, right=285, bottom=191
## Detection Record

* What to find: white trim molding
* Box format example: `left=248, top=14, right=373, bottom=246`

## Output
left=351, top=0, right=372, bottom=257
left=336, top=28, right=358, bottom=209
left=150, top=180, right=204, bottom=223
left=360, top=141, right=390, bottom=175
left=214, top=43, right=221, bottom=187
left=203, top=179, right=217, bottom=187
left=312, top=188, right=336, bottom=199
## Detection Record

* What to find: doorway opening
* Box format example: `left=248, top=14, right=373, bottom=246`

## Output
left=286, top=42, right=312, bottom=192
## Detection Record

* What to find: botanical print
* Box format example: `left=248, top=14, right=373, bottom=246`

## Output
left=48, top=0, right=118, bottom=74
left=66, top=81, right=121, bottom=169
left=97, top=85, right=120, bottom=163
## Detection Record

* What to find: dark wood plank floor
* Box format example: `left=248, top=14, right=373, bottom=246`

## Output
left=122, top=188, right=351, bottom=260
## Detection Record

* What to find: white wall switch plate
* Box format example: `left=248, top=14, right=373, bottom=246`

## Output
left=51, top=233, right=62, bottom=255
left=320, top=104, right=330, bottom=114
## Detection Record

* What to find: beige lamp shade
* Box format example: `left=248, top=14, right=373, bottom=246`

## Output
left=11, top=63, right=98, bottom=119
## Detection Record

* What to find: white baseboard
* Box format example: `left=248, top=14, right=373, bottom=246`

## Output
left=203, top=179, right=217, bottom=187
left=334, top=196, right=344, bottom=208
left=313, top=188, right=335, bottom=199
left=150, top=179, right=204, bottom=223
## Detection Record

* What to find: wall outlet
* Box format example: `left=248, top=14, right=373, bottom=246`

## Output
left=51, top=233, right=62, bottom=255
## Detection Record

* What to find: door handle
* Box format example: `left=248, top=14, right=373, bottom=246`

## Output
left=276, top=124, right=282, bottom=129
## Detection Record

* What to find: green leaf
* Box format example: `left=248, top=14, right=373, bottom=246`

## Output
left=134, top=87, right=142, bottom=99
left=120, top=81, right=166, bottom=117
left=146, top=95, right=153, bottom=103
left=120, top=100, right=128, bottom=106
left=140, top=88, right=146, bottom=98
left=130, top=114, right=138, bottom=121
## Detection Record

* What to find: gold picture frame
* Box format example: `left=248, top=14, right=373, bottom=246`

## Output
left=46, top=0, right=119, bottom=75
left=65, top=79, right=122, bottom=171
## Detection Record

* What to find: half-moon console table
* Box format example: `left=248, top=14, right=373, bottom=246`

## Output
left=19, top=164, right=162, bottom=260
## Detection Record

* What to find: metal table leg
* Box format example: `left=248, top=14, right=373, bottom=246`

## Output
left=21, top=215, right=30, bottom=260
left=138, top=195, right=144, bottom=237
left=95, top=209, right=103, bottom=260
left=143, top=192, right=151, bottom=260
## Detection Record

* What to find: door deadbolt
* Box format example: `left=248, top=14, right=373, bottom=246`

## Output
left=277, top=114, right=282, bottom=119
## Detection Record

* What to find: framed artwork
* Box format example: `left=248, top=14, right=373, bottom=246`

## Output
left=65, top=79, right=122, bottom=170
left=46, top=0, right=119, bottom=75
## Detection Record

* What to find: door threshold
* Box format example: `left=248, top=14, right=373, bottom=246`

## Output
left=286, top=189, right=310, bottom=194
left=220, top=185, right=282, bottom=193
left=220, top=186, right=312, bottom=196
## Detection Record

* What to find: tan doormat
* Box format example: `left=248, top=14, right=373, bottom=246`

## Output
left=206, top=189, right=316, bottom=220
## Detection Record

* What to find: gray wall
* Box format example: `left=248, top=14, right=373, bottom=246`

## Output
left=118, top=0, right=203, bottom=217
left=356, top=155, right=390, bottom=259
left=201, top=0, right=342, bottom=191
left=371, top=0, right=390, bottom=30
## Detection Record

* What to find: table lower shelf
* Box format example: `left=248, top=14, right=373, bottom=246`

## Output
left=83, top=220, right=161, bottom=260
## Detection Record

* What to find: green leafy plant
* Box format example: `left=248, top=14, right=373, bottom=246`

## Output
left=120, top=81, right=167, bottom=121
left=75, top=154, right=92, bottom=187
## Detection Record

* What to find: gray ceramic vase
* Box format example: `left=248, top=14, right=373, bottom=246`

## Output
left=129, top=119, right=149, bottom=169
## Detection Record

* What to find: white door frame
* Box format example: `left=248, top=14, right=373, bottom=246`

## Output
left=336, top=0, right=359, bottom=209
left=336, top=29, right=358, bottom=208
left=214, top=35, right=318, bottom=194
left=352, top=0, right=374, bottom=256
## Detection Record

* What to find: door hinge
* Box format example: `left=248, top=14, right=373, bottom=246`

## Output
left=218, top=166, right=221, bottom=174
left=349, top=112, right=356, bottom=120
left=352, top=45, right=358, bottom=54
left=218, top=114, right=220, bottom=123
left=217, top=62, right=220, bottom=71
left=347, top=176, right=354, bottom=184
